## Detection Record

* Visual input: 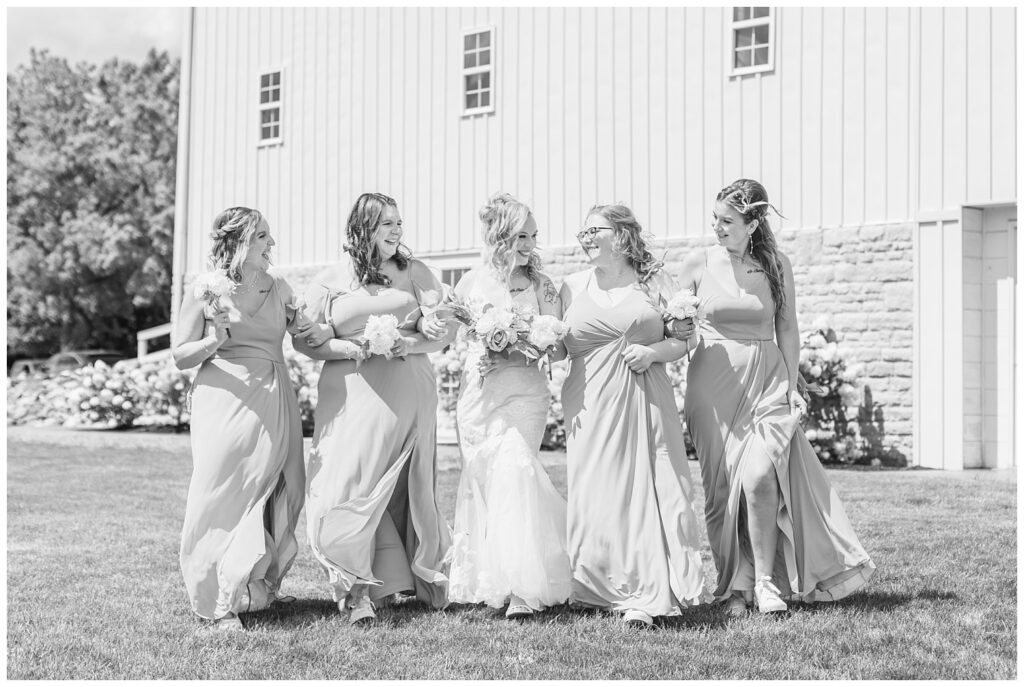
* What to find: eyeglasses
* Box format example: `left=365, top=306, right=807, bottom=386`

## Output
left=576, top=226, right=612, bottom=242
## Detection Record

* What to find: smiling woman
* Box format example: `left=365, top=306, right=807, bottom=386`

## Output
left=296, top=192, right=455, bottom=624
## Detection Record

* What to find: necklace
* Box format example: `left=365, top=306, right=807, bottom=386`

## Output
left=235, top=270, right=260, bottom=294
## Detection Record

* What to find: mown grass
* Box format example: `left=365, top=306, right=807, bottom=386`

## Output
left=6, top=426, right=1016, bottom=679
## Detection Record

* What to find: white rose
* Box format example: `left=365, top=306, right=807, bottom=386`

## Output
left=808, top=334, right=828, bottom=349
left=528, top=314, right=570, bottom=350
left=805, top=429, right=819, bottom=442
left=809, top=364, right=822, bottom=378
left=819, top=342, right=838, bottom=362
left=364, top=313, right=401, bottom=357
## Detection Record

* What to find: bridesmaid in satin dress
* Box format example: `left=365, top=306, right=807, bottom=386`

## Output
left=674, top=179, right=875, bottom=616
left=556, top=204, right=708, bottom=629
left=175, top=207, right=326, bottom=630
left=294, top=192, right=453, bottom=624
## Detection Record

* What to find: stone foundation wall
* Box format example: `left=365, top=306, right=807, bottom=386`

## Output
left=222, top=221, right=916, bottom=460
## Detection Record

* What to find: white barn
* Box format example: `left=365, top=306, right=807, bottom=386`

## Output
left=172, top=6, right=1018, bottom=469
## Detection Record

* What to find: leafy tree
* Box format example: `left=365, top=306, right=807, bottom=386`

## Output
left=7, top=48, right=179, bottom=358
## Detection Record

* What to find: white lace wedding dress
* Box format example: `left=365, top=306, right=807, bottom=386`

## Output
left=447, top=269, right=572, bottom=611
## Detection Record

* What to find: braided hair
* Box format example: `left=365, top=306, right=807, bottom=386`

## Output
left=587, top=203, right=664, bottom=285
left=343, top=192, right=411, bottom=286
left=209, top=207, right=264, bottom=282
left=717, top=179, right=786, bottom=315
left=479, top=192, right=542, bottom=286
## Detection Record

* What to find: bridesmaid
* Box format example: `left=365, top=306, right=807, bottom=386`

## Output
left=175, top=207, right=321, bottom=630
left=556, top=203, right=708, bottom=628
left=676, top=179, right=875, bottom=616
left=294, top=192, right=453, bottom=624
left=441, top=192, right=572, bottom=618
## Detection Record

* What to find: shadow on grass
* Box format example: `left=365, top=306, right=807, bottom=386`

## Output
left=791, top=588, right=958, bottom=614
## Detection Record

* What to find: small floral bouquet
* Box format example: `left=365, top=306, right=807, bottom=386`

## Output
left=362, top=313, right=404, bottom=360
left=657, top=288, right=702, bottom=360
left=193, top=270, right=237, bottom=338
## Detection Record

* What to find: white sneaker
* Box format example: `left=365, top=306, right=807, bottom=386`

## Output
left=346, top=594, right=377, bottom=625
left=506, top=594, right=535, bottom=619
left=623, top=609, right=654, bottom=628
left=754, top=577, right=788, bottom=614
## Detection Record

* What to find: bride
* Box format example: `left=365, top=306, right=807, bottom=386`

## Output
left=428, top=192, right=571, bottom=618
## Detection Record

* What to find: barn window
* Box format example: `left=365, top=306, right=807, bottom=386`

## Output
left=259, top=70, right=282, bottom=145
left=462, top=27, right=495, bottom=116
left=730, top=7, right=775, bottom=76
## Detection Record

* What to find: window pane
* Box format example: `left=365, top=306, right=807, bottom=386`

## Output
left=260, top=90, right=270, bottom=104
left=480, top=91, right=490, bottom=107
left=733, top=7, right=751, bottom=21
left=464, top=52, right=477, bottom=69
left=466, top=74, right=480, bottom=90
left=261, top=126, right=271, bottom=140
left=734, top=49, right=751, bottom=68
left=478, top=31, right=490, bottom=48
left=753, top=7, right=769, bottom=18
left=261, top=74, right=270, bottom=88
left=271, top=72, right=280, bottom=86
left=736, top=27, right=753, bottom=48
left=754, top=47, right=769, bottom=65
left=467, top=93, right=479, bottom=109
left=479, top=49, right=490, bottom=66
left=270, top=87, right=280, bottom=102
left=481, top=72, right=490, bottom=88
left=464, top=34, right=476, bottom=51
left=261, top=110, right=273, bottom=124
left=754, top=24, right=769, bottom=45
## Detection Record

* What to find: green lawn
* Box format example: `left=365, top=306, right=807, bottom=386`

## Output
left=7, top=426, right=1016, bottom=679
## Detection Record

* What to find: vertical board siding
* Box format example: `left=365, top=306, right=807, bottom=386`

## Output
left=943, top=7, right=968, bottom=212
left=186, top=7, right=1015, bottom=270
left=990, top=7, right=1016, bottom=202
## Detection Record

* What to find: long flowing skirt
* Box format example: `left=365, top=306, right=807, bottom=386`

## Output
left=562, top=342, right=708, bottom=616
left=305, top=354, right=451, bottom=608
left=449, top=359, right=572, bottom=610
left=684, top=337, right=876, bottom=602
left=180, top=357, right=305, bottom=620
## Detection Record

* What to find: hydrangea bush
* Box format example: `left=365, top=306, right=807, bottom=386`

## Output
left=9, top=320, right=897, bottom=467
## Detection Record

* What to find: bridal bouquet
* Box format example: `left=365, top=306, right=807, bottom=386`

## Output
left=193, top=269, right=237, bottom=338
left=440, top=292, right=569, bottom=384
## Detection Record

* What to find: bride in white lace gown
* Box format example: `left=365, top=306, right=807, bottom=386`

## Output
left=443, top=193, right=572, bottom=618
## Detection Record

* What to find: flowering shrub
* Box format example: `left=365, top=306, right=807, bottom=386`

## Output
left=7, top=318, right=896, bottom=468
left=798, top=315, right=884, bottom=466
left=7, top=356, right=194, bottom=430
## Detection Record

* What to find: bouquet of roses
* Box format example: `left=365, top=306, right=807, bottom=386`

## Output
left=657, top=288, right=702, bottom=360
left=440, top=292, right=569, bottom=385
left=361, top=313, right=405, bottom=361
left=193, top=270, right=238, bottom=338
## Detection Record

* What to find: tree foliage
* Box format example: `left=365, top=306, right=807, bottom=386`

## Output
left=7, top=49, right=179, bottom=358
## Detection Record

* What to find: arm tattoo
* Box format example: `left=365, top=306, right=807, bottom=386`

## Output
left=542, top=279, right=560, bottom=305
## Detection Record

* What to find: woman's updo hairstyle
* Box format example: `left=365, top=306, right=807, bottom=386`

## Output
left=479, top=192, right=542, bottom=285
left=209, top=207, right=264, bottom=282
left=587, top=203, right=664, bottom=285
left=716, top=178, right=786, bottom=314
left=344, top=192, right=411, bottom=286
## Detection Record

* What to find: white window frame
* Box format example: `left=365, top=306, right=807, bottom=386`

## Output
left=461, top=26, right=495, bottom=117
left=728, top=7, right=775, bottom=77
left=258, top=68, right=283, bottom=147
